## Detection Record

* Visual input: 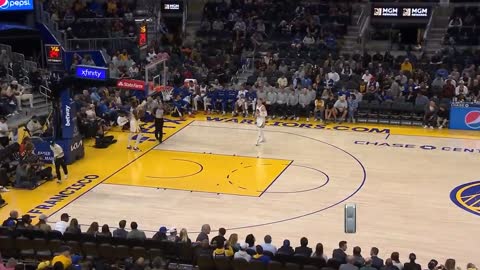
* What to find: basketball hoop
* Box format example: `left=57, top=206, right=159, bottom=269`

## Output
left=145, top=53, right=170, bottom=95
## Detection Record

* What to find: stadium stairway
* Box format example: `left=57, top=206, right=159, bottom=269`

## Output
left=423, top=5, right=453, bottom=57
left=183, top=0, right=204, bottom=46
left=339, top=25, right=362, bottom=56
left=339, top=2, right=367, bottom=56
left=7, top=92, right=51, bottom=128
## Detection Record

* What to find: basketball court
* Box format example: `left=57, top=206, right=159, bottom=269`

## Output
left=1, top=115, right=479, bottom=267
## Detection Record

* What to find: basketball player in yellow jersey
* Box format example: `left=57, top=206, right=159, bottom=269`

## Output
left=255, top=98, right=267, bottom=146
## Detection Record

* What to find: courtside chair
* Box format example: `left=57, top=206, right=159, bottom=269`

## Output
left=356, top=100, right=370, bottom=122
left=98, top=243, right=116, bottom=261
left=126, top=238, right=145, bottom=249
left=292, top=254, right=309, bottom=265
left=0, top=226, right=12, bottom=236
left=249, top=260, right=268, bottom=270
left=48, top=239, right=64, bottom=255
left=47, top=230, right=63, bottom=240
left=162, top=241, right=179, bottom=260
left=80, top=233, right=96, bottom=243
left=81, top=241, right=99, bottom=259
left=367, top=100, right=381, bottom=123
left=147, top=247, right=163, bottom=261
left=273, top=253, right=291, bottom=264
left=327, top=258, right=342, bottom=269
left=378, top=101, right=393, bottom=124
left=33, top=238, right=52, bottom=260
left=267, top=261, right=283, bottom=270
left=113, top=245, right=130, bottom=260
left=62, top=232, right=79, bottom=242
left=390, top=102, right=404, bottom=124
left=0, top=235, right=16, bottom=257
left=413, top=104, right=425, bottom=122
left=197, top=254, right=216, bottom=270
left=177, top=243, right=194, bottom=263
left=66, top=240, right=82, bottom=254
left=232, top=258, right=249, bottom=270
left=214, top=256, right=233, bottom=270
left=399, top=102, right=414, bottom=125
left=308, top=257, right=327, bottom=269
left=285, top=262, right=301, bottom=270
left=131, top=246, right=147, bottom=260
left=15, top=236, right=35, bottom=259
left=95, top=235, right=111, bottom=244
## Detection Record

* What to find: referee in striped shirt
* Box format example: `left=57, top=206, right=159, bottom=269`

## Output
left=154, top=101, right=165, bottom=143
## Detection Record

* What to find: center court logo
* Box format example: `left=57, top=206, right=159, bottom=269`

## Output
left=450, top=181, right=480, bottom=216
left=465, top=111, right=480, bottom=129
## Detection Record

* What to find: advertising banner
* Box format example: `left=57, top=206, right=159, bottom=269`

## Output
left=75, top=65, right=108, bottom=81
left=371, top=4, right=431, bottom=21
left=449, top=102, right=480, bottom=131
left=0, top=0, right=34, bottom=11
left=117, top=79, right=146, bottom=91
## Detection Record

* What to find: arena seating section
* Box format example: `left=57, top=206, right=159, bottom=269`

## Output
left=0, top=225, right=448, bottom=270
left=445, top=7, right=480, bottom=46
left=1, top=0, right=480, bottom=269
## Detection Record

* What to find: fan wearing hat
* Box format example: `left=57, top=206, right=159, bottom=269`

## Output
left=35, top=214, right=52, bottom=232
left=53, top=213, right=70, bottom=234
left=152, top=226, right=168, bottom=240
left=233, top=243, right=252, bottom=262
left=17, top=214, right=34, bottom=229
left=50, top=141, right=68, bottom=183
left=167, top=227, right=178, bottom=241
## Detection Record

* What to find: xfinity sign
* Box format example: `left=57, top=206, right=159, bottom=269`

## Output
left=75, top=65, right=108, bottom=81
left=0, top=0, right=34, bottom=11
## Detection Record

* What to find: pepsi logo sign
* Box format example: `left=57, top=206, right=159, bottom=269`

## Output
left=0, top=0, right=33, bottom=10
left=465, top=111, right=480, bottom=129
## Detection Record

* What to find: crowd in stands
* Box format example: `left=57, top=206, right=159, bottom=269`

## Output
left=131, top=0, right=480, bottom=129
left=198, top=0, right=352, bottom=57
left=42, top=0, right=138, bottom=40
left=0, top=210, right=478, bottom=270
left=445, top=7, right=480, bottom=46
left=162, top=45, right=480, bottom=128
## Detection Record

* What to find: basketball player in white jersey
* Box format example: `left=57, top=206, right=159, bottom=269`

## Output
left=193, top=83, right=208, bottom=111
left=127, top=110, right=142, bottom=151
left=255, top=99, right=267, bottom=146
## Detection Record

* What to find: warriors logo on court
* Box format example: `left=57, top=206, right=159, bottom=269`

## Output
left=450, top=181, right=480, bottom=216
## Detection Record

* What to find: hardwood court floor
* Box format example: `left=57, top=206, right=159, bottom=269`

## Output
left=1, top=116, right=479, bottom=267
